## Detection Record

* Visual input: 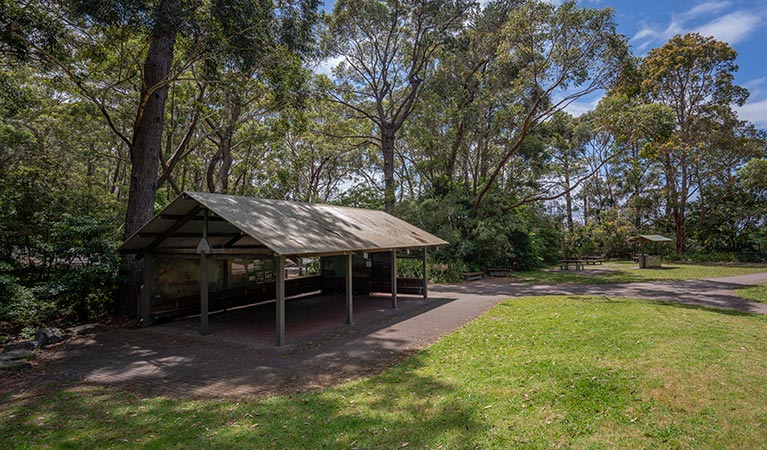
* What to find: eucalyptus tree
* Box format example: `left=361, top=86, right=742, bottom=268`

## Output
left=469, top=0, right=627, bottom=216
left=248, top=87, right=368, bottom=203
left=544, top=112, right=587, bottom=229
left=641, top=33, right=749, bottom=253
left=325, top=0, right=473, bottom=211
left=586, top=96, right=674, bottom=228
left=408, top=0, right=524, bottom=194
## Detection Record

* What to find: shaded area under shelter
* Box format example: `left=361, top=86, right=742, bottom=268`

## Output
left=119, top=192, right=447, bottom=346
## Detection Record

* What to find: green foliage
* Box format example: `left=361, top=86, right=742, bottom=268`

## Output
left=564, top=208, right=636, bottom=258
left=426, top=261, right=468, bottom=283
left=0, top=153, right=120, bottom=332
left=39, top=215, right=121, bottom=322
left=0, top=262, right=47, bottom=331
left=397, top=187, right=562, bottom=273
left=664, top=252, right=740, bottom=263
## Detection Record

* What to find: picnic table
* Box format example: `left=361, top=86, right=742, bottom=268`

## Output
left=582, top=255, right=606, bottom=265
left=559, top=259, right=584, bottom=270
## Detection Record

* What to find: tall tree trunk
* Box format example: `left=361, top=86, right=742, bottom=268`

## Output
left=206, top=95, right=241, bottom=194
left=381, top=126, right=396, bottom=212
left=675, top=154, right=688, bottom=254
left=564, top=171, right=573, bottom=230
left=213, top=136, right=233, bottom=193
left=674, top=207, right=686, bottom=254
left=119, top=2, right=178, bottom=317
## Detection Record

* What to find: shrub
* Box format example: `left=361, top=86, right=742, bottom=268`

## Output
left=0, top=262, right=48, bottom=333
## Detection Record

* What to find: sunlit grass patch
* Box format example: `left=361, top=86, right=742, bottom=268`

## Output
left=736, top=283, right=767, bottom=304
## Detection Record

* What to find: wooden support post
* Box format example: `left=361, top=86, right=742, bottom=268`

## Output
left=422, top=246, right=428, bottom=299
left=345, top=253, right=353, bottom=324
left=391, top=250, right=398, bottom=309
left=198, top=209, right=211, bottom=336
left=200, top=252, right=209, bottom=335
left=276, top=255, right=286, bottom=346
left=141, top=253, right=152, bottom=327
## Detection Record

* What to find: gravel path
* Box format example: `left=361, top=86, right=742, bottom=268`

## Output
left=4, top=271, right=766, bottom=399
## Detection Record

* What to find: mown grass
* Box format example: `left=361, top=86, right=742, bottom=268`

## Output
left=515, top=262, right=767, bottom=284
left=3, top=296, right=767, bottom=449
left=737, top=283, right=767, bottom=303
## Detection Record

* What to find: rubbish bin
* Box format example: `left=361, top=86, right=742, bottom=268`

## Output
left=638, top=254, right=646, bottom=269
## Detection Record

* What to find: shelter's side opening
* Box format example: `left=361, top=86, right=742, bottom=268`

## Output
left=146, top=251, right=425, bottom=323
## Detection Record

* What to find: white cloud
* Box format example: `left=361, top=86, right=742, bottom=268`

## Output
left=631, top=1, right=764, bottom=52
left=738, top=77, right=767, bottom=128
left=680, top=1, right=732, bottom=21
left=694, top=10, right=762, bottom=44
left=737, top=97, right=767, bottom=129
left=562, top=93, right=603, bottom=117
left=311, top=56, right=345, bottom=78
left=743, top=77, right=767, bottom=99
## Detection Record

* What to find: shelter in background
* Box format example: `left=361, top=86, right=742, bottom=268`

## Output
left=120, top=192, right=448, bottom=345
left=631, top=234, right=673, bottom=268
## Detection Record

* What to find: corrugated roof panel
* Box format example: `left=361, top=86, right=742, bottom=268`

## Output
left=120, top=192, right=448, bottom=255
left=635, top=234, right=673, bottom=242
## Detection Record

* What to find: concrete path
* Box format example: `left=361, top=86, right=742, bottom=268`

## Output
left=481, top=272, right=767, bottom=315
left=5, top=271, right=767, bottom=399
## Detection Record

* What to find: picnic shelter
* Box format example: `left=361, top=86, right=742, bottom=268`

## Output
left=119, top=192, right=448, bottom=345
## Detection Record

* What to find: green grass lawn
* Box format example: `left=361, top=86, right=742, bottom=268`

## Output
left=3, top=296, right=767, bottom=449
left=515, top=262, right=767, bottom=284
left=737, top=283, right=767, bottom=303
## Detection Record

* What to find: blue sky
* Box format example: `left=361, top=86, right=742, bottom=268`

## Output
left=319, top=0, right=767, bottom=128
left=594, top=0, right=767, bottom=128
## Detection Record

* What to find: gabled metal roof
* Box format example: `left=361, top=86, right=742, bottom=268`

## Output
left=120, top=192, right=448, bottom=256
left=633, top=234, right=673, bottom=243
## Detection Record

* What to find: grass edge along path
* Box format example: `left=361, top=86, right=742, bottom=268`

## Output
left=3, top=296, right=767, bottom=449
left=515, top=262, right=767, bottom=284
left=737, top=283, right=767, bottom=303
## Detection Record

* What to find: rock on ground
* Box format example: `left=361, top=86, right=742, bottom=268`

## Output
left=66, top=323, right=106, bottom=336
left=0, top=359, right=33, bottom=370
left=0, top=349, right=34, bottom=361
left=35, top=328, right=65, bottom=347
left=2, top=340, right=36, bottom=352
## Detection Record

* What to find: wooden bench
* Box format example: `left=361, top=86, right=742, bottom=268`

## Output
left=370, top=277, right=424, bottom=295
left=488, top=269, right=512, bottom=278
left=463, top=271, right=484, bottom=281
left=559, top=259, right=584, bottom=270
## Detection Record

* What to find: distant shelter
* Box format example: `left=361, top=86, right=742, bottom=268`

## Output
left=631, top=234, right=673, bottom=268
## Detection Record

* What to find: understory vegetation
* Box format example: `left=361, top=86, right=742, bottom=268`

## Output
left=3, top=296, right=767, bottom=448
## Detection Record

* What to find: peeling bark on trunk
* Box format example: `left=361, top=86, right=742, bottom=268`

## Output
left=119, top=2, right=178, bottom=317
left=382, top=126, right=396, bottom=212
left=564, top=171, right=573, bottom=230
left=206, top=94, right=241, bottom=194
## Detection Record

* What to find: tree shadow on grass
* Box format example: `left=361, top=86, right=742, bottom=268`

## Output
left=501, top=294, right=765, bottom=319
left=0, top=353, right=489, bottom=449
